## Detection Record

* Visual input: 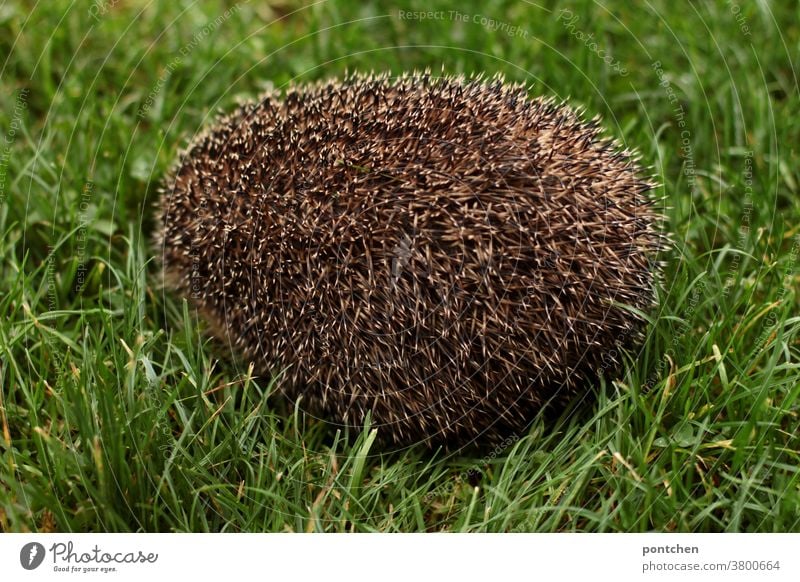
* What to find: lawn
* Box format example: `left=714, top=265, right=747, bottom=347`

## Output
left=0, top=0, right=798, bottom=532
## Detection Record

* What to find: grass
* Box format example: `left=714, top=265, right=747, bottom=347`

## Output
left=0, top=0, right=798, bottom=532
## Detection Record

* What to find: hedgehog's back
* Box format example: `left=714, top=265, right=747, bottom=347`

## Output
left=157, top=73, right=662, bottom=447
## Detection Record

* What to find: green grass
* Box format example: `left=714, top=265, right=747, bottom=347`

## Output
left=1, top=0, right=798, bottom=532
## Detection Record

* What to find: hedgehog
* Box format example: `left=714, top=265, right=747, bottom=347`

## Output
left=154, top=72, right=665, bottom=449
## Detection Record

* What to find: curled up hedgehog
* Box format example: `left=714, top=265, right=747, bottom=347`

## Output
left=154, top=72, right=665, bottom=449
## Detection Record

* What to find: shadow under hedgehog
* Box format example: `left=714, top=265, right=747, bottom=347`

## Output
left=154, top=72, right=666, bottom=449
